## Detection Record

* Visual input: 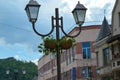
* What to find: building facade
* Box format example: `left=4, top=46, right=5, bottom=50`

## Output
left=38, top=25, right=100, bottom=80
left=94, top=17, right=112, bottom=80
left=107, top=0, right=120, bottom=79
left=94, top=0, right=120, bottom=80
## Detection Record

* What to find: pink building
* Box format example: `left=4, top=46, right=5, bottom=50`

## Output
left=38, top=25, right=100, bottom=80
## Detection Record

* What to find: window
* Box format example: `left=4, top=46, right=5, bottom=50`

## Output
left=72, top=67, right=76, bottom=80
left=65, top=50, right=69, bottom=65
left=73, top=46, right=76, bottom=59
left=69, top=69, right=72, bottom=80
left=113, top=62, right=115, bottom=67
left=70, top=48, right=72, bottom=63
left=82, top=67, right=92, bottom=78
left=117, top=61, right=120, bottom=66
left=103, top=48, right=110, bottom=65
left=82, top=42, right=91, bottom=59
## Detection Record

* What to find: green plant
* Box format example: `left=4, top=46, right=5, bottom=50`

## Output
left=38, top=36, right=76, bottom=55
left=38, top=35, right=57, bottom=55
left=59, top=36, right=76, bottom=49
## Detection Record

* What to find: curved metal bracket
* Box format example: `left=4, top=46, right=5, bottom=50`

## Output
left=60, top=17, right=81, bottom=38
left=32, top=17, right=54, bottom=37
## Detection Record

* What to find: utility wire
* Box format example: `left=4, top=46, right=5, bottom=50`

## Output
left=0, top=22, right=33, bottom=33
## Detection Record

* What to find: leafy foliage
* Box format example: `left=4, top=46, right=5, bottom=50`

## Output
left=0, top=57, right=37, bottom=80
left=38, top=35, right=76, bottom=55
left=38, top=35, right=57, bottom=55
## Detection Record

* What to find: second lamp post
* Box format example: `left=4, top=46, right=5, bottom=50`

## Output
left=25, top=0, right=87, bottom=80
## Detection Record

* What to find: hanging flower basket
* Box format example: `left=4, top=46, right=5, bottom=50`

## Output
left=44, top=38, right=57, bottom=51
left=59, top=37, right=76, bottom=49
left=38, top=35, right=57, bottom=55
left=38, top=36, right=76, bottom=55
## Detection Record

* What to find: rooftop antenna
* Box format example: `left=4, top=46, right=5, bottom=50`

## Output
left=104, top=9, right=106, bottom=17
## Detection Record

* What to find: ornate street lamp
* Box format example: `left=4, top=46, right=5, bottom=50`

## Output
left=6, top=68, right=10, bottom=80
left=6, top=68, right=10, bottom=75
left=25, top=0, right=87, bottom=80
left=22, top=68, right=26, bottom=80
left=72, top=1, right=87, bottom=26
left=22, top=68, right=26, bottom=75
left=25, top=0, right=40, bottom=23
left=14, top=69, right=19, bottom=80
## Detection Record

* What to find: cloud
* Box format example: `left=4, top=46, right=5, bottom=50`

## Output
left=0, top=0, right=116, bottom=62
left=31, top=59, right=39, bottom=65
left=60, top=0, right=115, bottom=23
left=14, top=55, right=21, bottom=60
left=14, top=55, right=39, bottom=65
left=0, top=38, right=6, bottom=45
left=0, top=37, right=41, bottom=61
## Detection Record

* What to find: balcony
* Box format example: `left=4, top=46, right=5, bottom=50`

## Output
left=74, top=58, right=96, bottom=67
left=99, top=64, right=112, bottom=75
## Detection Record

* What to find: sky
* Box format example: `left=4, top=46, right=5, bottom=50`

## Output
left=0, top=0, right=115, bottom=65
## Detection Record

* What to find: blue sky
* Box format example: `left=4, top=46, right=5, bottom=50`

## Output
left=0, top=0, right=115, bottom=64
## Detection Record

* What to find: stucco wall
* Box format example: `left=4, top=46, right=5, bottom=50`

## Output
left=112, top=0, right=120, bottom=36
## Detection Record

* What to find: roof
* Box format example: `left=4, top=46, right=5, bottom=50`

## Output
left=107, top=34, right=120, bottom=43
left=68, top=25, right=100, bottom=35
left=96, top=17, right=111, bottom=41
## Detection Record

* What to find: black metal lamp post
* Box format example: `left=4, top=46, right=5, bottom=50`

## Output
left=22, top=68, right=26, bottom=80
left=14, top=69, right=19, bottom=80
left=6, top=68, right=10, bottom=80
left=25, top=0, right=87, bottom=80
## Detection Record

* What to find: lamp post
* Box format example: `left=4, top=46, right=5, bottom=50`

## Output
left=6, top=68, right=10, bottom=80
left=14, top=69, right=19, bottom=80
left=22, top=68, right=26, bottom=80
left=25, top=0, right=87, bottom=80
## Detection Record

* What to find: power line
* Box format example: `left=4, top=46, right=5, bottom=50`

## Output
left=0, top=20, right=111, bottom=34
left=0, top=22, right=33, bottom=33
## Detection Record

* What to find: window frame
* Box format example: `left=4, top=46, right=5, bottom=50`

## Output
left=103, top=47, right=110, bottom=65
left=82, top=42, right=91, bottom=59
left=119, top=12, right=120, bottom=27
left=82, top=66, right=92, bottom=78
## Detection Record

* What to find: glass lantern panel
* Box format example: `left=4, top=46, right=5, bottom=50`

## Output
left=26, top=7, right=31, bottom=21
left=77, top=10, right=86, bottom=24
left=73, top=11, right=78, bottom=24
left=28, top=6, right=39, bottom=22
